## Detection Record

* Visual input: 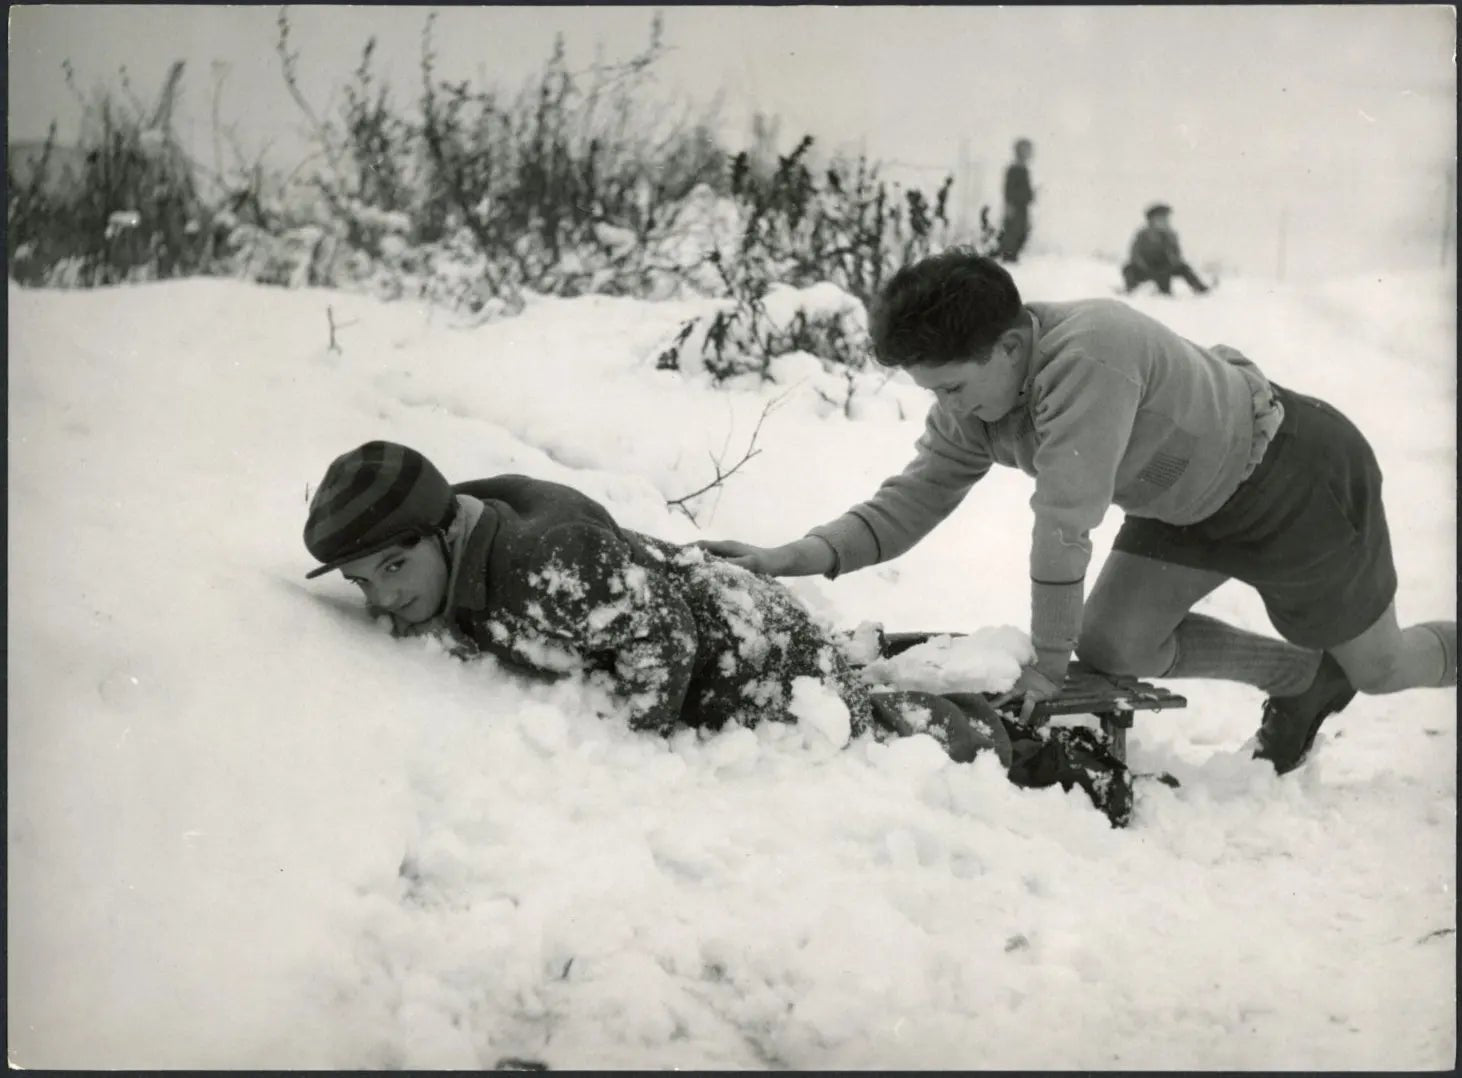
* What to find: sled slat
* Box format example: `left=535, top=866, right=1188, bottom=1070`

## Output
left=1032, top=666, right=1187, bottom=721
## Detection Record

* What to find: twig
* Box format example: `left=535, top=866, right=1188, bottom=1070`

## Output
left=326, top=305, right=358, bottom=352
left=666, top=393, right=785, bottom=523
left=276, top=8, right=330, bottom=150
left=811, top=377, right=840, bottom=411
left=275, top=5, right=349, bottom=215
left=209, top=61, right=228, bottom=182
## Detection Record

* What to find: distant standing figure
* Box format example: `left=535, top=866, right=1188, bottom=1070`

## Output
left=1122, top=203, right=1210, bottom=295
left=998, top=138, right=1035, bottom=263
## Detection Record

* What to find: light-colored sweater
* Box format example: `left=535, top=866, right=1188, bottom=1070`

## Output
left=807, top=298, right=1283, bottom=680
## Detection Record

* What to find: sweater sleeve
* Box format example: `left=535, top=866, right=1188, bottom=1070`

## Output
left=805, top=403, right=993, bottom=577
left=1027, top=352, right=1143, bottom=679
left=524, top=523, right=697, bottom=735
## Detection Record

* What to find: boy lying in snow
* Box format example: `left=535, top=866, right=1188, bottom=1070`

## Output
left=304, top=440, right=874, bottom=737
left=701, top=249, right=1457, bottom=776
left=303, top=441, right=1138, bottom=824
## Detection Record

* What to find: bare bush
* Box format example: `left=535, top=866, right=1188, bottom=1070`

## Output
left=414, top=11, right=727, bottom=309
left=9, top=8, right=993, bottom=407
left=8, top=61, right=213, bottom=286
left=652, top=134, right=988, bottom=384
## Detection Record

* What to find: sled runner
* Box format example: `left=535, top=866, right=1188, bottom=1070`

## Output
left=873, top=630, right=1188, bottom=763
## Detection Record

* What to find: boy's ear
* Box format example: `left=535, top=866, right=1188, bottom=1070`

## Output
left=999, top=326, right=1026, bottom=362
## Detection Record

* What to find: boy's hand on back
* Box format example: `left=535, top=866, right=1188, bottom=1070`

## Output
left=695, top=537, right=834, bottom=577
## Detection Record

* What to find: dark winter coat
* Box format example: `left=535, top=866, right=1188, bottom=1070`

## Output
left=1004, top=163, right=1034, bottom=210
left=1127, top=224, right=1185, bottom=273
left=441, top=475, right=873, bottom=737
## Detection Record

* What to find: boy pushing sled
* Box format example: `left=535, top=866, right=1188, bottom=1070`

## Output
left=702, top=250, right=1456, bottom=774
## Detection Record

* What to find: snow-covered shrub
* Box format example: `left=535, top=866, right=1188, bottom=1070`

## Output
left=653, top=274, right=874, bottom=385
left=222, top=223, right=336, bottom=289
left=10, top=12, right=991, bottom=355
left=411, top=13, right=726, bottom=309
left=7, top=64, right=213, bottom=287
left=275, top=18, right=424, bottom=264
left=721, top=135, right=958, bottom=310
left=651, top=135, right=976, bottom=389
left=248, top=11, right=733, bottom=311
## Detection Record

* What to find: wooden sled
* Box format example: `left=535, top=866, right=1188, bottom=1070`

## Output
left=872, top=630, right=1189, bottom=763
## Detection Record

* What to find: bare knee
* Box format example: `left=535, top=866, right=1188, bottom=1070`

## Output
left=1076, top=620, right=1170, bottom=677
left=1340, top=650, right=1405, bottom=695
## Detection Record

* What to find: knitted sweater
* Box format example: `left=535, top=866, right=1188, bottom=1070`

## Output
left=807, top=298, right=1282, bottom=680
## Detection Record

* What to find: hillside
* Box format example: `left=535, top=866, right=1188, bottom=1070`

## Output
left=6, top=254, right=1455, bottom=1068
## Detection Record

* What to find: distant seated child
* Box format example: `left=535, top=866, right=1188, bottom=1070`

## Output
left=303, top=441, right=1141, bottom=824
left=1122, top=203, right=1210, bottom=296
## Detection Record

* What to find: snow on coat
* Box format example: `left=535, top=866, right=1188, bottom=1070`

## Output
left=442, top=475, right=873, bottom=737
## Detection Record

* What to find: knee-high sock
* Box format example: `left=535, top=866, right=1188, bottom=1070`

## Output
left=1162, top=613, right=1321, bottom=697
left=1418, top=621, right=1457, bottom=686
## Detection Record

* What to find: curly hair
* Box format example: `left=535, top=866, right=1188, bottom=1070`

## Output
left=868, top=248, right=1025, bottom=368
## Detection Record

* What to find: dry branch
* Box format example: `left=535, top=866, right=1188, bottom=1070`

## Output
left=666, top=393, right=785, bottom=524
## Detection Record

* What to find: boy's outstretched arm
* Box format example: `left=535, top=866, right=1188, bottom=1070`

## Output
left=703, top=406, right=994, bottom=580
left=805, top=406, right=993, bottom=578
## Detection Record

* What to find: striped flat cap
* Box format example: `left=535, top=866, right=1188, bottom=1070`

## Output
left=304, top=441, right=455, bottom=578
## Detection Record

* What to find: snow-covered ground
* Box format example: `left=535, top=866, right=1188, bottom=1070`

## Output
left=8, top=255, right=1456, bottom=1068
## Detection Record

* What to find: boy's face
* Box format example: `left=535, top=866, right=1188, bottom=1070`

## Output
left=907, top=331, right=1029, bottom=423
left=340, top=536, right=449, bottom=628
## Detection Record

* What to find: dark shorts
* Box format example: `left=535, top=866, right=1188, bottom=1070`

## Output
left=1112, top=384, right=1397, bottom=649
